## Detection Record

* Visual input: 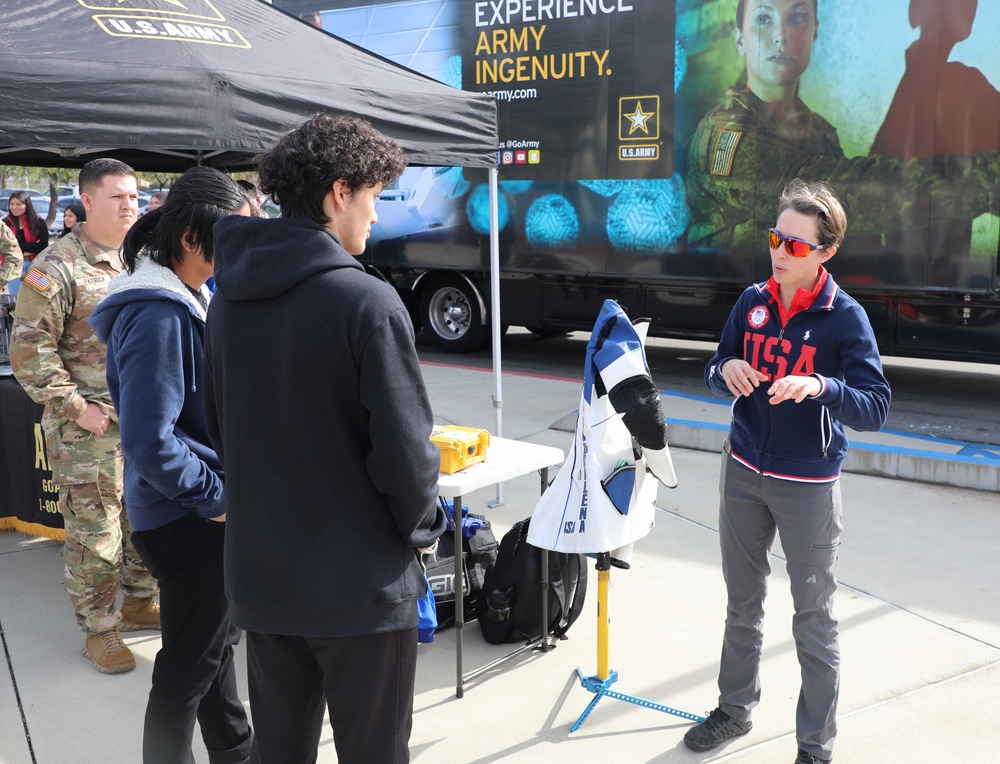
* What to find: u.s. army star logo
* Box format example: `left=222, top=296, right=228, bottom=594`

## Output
left=619, top=96, right=660, bottom=141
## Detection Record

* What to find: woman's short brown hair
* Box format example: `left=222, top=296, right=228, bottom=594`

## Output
left=778, top=178, right=848, bottom=248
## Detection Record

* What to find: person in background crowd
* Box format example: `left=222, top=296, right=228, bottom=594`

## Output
left=236, top=179, right=265, bottom=218
left=204, top=114, right=447, bottom=764
left=0, top=220, right=23, bottom=293
left=60, top=203, right=86, bottom=238
left=147, top=192, right=167, bottom=213
left=686, top=180, right=890, bottom=764
left=90, top=166, right=253, bottom=764
left=4, top=190, right=49, bottom=265
left=10, top=158, right=159, bottom=675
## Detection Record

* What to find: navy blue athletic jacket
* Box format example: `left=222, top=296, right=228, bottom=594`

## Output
left=705, top=271, right=890, bottom=482
left=91, top=257, right=224, bottom=531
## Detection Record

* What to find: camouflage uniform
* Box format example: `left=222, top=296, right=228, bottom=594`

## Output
left=685, top=87, right=1000, bottom=256
left=0, top=220, right=23, bottom=291
left=10, top=223, right=157, bottom=634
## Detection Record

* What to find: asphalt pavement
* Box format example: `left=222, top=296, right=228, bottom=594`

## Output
left=2, top=361, right=998, bottom=763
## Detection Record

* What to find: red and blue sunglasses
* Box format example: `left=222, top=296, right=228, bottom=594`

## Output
left=768, top=228, right=829, bottom=258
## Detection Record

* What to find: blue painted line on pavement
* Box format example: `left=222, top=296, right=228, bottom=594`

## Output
left=661, top=391, right=999, bottom=464
left=956, top=444, right=1000, bottom=461
left=667, top=419, right=1000, bottom=466
left=668, top=418, right=727, bottom=432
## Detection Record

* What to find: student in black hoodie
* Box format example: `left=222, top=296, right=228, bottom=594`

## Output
left=204, top=113, right=447, bottom=764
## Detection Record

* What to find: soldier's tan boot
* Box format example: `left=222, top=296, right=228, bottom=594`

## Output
left=82, top=628, right=136, bottom=674
left=121, top=597, right=161, bottom=632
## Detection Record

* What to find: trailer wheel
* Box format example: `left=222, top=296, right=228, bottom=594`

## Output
left=419, top=275, right=488, bottom=352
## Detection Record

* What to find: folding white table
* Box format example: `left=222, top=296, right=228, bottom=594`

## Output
left=436, top=437, right=565, bottom=698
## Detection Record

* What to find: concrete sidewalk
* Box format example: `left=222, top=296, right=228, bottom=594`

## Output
left=2, top=362, right=998, bottom=763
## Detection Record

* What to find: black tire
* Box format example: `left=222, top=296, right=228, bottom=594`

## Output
left=418, top=275, right=489, bottom=352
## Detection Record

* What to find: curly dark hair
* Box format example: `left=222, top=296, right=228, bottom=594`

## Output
left=256, top=113, right=407, bottom=225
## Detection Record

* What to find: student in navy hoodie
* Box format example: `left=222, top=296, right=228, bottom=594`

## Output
left=90, top=167, right=252, bottom=764
left=685, top=180, right=890, bottom=764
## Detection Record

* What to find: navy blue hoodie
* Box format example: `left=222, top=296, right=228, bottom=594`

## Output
left=705, top=272, right=890, bottom=482
left=204, top=216, right=447, bottom=638
left=91, top=257, right=224, bottom=531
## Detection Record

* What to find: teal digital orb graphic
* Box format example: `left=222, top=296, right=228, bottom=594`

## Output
left=465, top=183, right=509, bottom=235
left=437, top=166, right=471, bottom=199
left=438, top=55, right=463, bottom=90
left=579, top=179, right=628, bottom=198
left=499, top=180, right=534, bottom=195
left=526, top=194, right=579, bottom=249
left=607, top=178, right=690, bottom=255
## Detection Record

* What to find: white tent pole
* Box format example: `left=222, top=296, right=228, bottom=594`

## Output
left=488, top=166, right=504, bottom=506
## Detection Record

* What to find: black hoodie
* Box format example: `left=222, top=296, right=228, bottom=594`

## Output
left=205, top=216, right=447, bottom=637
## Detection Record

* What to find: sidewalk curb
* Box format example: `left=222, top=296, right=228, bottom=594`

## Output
left=665, top=421, right=1000, bottom=493
left=551, top=411, right=1000, bottom=493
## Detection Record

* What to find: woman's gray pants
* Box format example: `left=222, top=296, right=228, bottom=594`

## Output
left=716, top=454, right=843, bottom=761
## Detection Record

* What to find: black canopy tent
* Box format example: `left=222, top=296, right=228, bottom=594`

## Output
left=0, top=0, right=497, bottom=172
left=0, top=0, right=511, bottom=459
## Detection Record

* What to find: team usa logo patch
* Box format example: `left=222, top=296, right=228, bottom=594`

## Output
left=747, top=305, right=769, bottom=329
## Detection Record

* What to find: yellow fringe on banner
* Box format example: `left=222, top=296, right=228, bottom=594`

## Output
left=0, top=517, right=66, bottom=542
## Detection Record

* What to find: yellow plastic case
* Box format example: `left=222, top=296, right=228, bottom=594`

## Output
left=430, top=426, right=491, bottom=474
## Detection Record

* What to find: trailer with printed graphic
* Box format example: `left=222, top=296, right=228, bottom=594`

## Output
left=277, top=0, right=1000, bottom=363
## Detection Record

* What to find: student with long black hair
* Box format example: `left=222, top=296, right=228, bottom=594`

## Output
left=90, top=166, right=253, bottom=764
left=59, top=203, right=86, bottom=238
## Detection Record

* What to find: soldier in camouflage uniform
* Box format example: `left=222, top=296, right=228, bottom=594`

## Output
left=684, top=0, right=999, bottom=283
left=686, top=87, right=1000, bottom=254
left=0, top=219, right=23, bottom=292
left=10, top=159, right=158, bottom=675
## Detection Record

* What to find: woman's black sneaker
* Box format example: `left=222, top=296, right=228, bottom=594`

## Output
left=794, top=750, right=831, bottom=764
left=682, top=707, right=752, bottom=752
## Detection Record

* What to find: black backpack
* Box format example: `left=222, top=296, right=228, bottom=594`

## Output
left=424, top=504, right=498, bottom=628
left=476, top=517, right=588, bottom=645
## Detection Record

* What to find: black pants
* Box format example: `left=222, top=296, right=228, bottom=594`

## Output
left=132, top=518, right=252, bottom=764
left=246, top=627, right=418, bottom=764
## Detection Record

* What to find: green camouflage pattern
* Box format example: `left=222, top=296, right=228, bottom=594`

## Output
left=9, top=223, right=156, bottom=631
left=685, top=87, right=1000, bottom=252
left=0, top=219, right=23, bottom=290
left=57, top=421, right=157, bottom=633
left=11, top=222, right=121, bottom=439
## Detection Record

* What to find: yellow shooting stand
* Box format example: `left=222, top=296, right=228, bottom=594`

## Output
left=570, top=553, right=704, bottom=732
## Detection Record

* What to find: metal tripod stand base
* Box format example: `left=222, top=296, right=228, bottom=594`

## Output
left=570, top=668, right=705, bottom=733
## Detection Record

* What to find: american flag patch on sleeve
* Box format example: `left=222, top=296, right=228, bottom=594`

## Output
left=711, top=130, right=743, bottom=176
left=23, top=269, right=53, bottom=293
